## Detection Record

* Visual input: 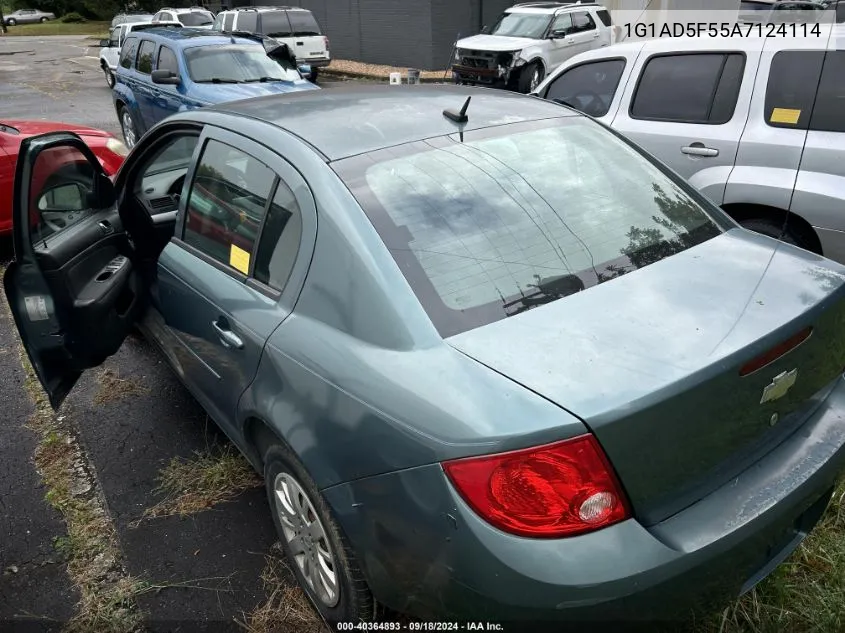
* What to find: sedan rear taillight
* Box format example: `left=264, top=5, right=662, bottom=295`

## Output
left=443, top=434, right=630, bottom=538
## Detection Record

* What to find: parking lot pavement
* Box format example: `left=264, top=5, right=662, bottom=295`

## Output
left=0, top=35, right=375, bottom=141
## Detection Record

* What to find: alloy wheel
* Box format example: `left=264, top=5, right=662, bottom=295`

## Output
left=121, top=110, right=136, bottom=148
left=273, top=472, right=340, bottom=608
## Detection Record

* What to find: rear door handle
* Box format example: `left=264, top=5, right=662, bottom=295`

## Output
left=681, top=143, right=719, bottom=157
left=212, top=318, right=244, bottom=349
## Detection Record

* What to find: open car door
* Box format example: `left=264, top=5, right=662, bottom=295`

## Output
left=3, top=132, right=144, bottom=409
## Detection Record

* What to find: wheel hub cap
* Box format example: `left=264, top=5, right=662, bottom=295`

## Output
left=273, top=472, right=339, bottom=608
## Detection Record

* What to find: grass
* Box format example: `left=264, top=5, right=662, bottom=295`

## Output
left=703, top=482, right=845, bottom=633
left=93, top=367, right=149, bottom=406
left=238, top=543, right=326, bottom=633
left=137, top=446, right=262, bottom=522
left=2, top=310, right=147, bottom=632
left=2, top=20, right=109, bottom=38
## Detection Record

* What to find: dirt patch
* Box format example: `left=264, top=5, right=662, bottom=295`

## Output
left=324, top=59, right=450, bottom=81
left=137, top=446, right=262, bottom=523
left=93, top=367, right=149, bottom=406
left=238, top=543, right=326, bottom=633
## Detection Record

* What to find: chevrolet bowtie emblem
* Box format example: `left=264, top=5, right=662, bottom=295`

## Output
left=760, top=369, right=798, bottom=404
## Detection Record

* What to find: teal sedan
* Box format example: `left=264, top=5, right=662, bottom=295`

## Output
left=6, top=85, right=845, bottom=628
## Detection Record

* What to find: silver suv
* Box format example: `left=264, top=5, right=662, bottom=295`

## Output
left=452, top=1, right=614, bottom=93
left=534, top=18, right=845, bottom=261
left=211, top=6, right=330, bottom=82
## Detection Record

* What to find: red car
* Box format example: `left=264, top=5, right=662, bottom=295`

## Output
left=0, top=120, right=128, bottom=236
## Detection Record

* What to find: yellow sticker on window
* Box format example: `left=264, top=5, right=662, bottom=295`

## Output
left=770, top=108, right=801, bottom=125
left=229, top=244, right=250, bottom=274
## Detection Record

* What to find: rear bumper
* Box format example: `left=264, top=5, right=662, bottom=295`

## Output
left=301, top=57, right=330, bottom=68
left=324, top=375, right=845, bottom=622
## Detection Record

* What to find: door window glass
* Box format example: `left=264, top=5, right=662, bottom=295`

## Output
left=223, top=13, right=235, bottom=31
left=572, top=11, right=596, bottom=32
left=765, top=50, right=825, bottom=130
left=157, top=45, right=179, bottom=75
left=545, top=59, right=626, bottom=117
left=109, top=26, right=121, bottom=47
left=631, top=53, right=745, bottom=124
left=134, top=134, right=201, bottom=213
left=119, top=37, right=139, bottom=69
left=137, top=40, right=155, bottom=75
left=29, top=147, right=96, bottom=244
left=809, top=51, right=845, bottom=133
left=550, top=13, right=572, bottom=35
left=253, top=180, right=302, bottom=291
left=184, top=140, right=275, bottom=272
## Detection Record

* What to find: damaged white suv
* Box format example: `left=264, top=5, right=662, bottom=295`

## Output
left=452, top=1, right=614, bottom=93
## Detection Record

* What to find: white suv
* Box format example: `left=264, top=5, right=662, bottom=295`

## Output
left=211, top=7, right=330, bottom=81
left=452, top=1, right=614, bottom=93
left=151, top=7, right=215, bottom=29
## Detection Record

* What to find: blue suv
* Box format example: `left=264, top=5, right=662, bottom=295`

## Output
left=112, top=27, right=318, bottom=148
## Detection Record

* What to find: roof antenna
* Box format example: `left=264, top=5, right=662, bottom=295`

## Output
left=443, top=96, right=471, bottom=124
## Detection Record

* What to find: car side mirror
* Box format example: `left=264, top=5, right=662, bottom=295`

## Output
left=37, top=182, right=90, bottom=213
left=298, top=63, right=312, bottom=77
left=550, top=29, right=567, bottom=39
left=99, top=39, right=111, bottom=47
left=151, top=69, right=180, bottom=85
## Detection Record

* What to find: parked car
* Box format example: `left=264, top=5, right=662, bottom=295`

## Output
left=111, top=12, right=154, bottom=28
left=99, top=20, right=181, bottom=89
left=0, top=120, right=126, bottom=236
left=211, top=6, right=329, bottom=82
left=533, top=27, right=845, bottom=262
left=151, top=7, right=214, bottom=29
left=452, top=1, right=614, bottom=93
left=3, top=8, right=55, bottom=26
left=8, top=84, right=845, bottom=627
left=112, top=28, right=318, bottom=149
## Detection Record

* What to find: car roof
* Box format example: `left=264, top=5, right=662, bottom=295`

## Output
left=224, top=6, right=312, bottom=12
left=210, top=84, right=579, bottom=161
left=506, top=2, right=604, bottom=13
left=129, top=28, right=262, bottom=48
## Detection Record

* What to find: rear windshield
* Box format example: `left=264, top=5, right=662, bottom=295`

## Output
left=334, top=118, right=726, bottom=337
left=185, top=45, right=300, bottom=82
left=178, top=11, right=213, bottom=26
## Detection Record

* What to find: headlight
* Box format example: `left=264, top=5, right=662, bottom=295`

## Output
left=106, top=137, right=129, bottom=157
left=510, top=51, right=527, bottom=67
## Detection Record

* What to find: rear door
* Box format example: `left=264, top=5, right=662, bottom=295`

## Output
left=612, top=46, right=757, bottom=205
left=3, top=133, right=144, bottom=408
left=151, top=127, right=314, bottom=436
left=790, top=35, right=845, bottom=260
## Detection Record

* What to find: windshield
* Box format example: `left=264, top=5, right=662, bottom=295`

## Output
left=490, top=12, right=552, bottom=38
left=178, top=11, right=213, bottom=26
left=185, top=45, right=300, bottom=83
left=334, top=118, right=726, bottom=337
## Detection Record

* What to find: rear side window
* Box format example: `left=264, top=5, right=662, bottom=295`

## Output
left=764, top=50, right=825, bottom=129
left=238, top=12, right=257, bottom=32
left=183, top=140, right=275, bottom=273
left=253, top=180, right=303, bottom=291
left=223, top=13, right=235, bottom=31
left=136, top=40, right=155, bottom=75
left=119, top=37, right=139, bottom=69
left=260, top=11, right=292, bottom=37
left=809, top=50, right=845, bottom=133
left=545, top=59, right=626, bottom=117
left=596, top=9, right=612, bottom=26
left=334, top=118, right=725, bottom=337
left=837, top=1, right=845, bottom=23
left=287, top=10, right=321, bottom=36
left=631, top=53, right=745, bottom=124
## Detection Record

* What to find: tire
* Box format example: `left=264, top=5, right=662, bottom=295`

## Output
left=739, top=217, right=805, bottom=248
left=7, top=19, right=16, bottom=26
left=118, top=105, right=138, bottom=149
left=103, top=65, right=115, bottom=89
left=517, top=61, right=544, bottom=94
left=264, top=443, right=376, bottom=626
left=309, top=68, right=319, bottom=83
left=40, top=17, right=48, bottom=22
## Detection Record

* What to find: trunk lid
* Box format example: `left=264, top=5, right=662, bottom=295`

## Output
left=448, top=230, right=845, bottom=524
